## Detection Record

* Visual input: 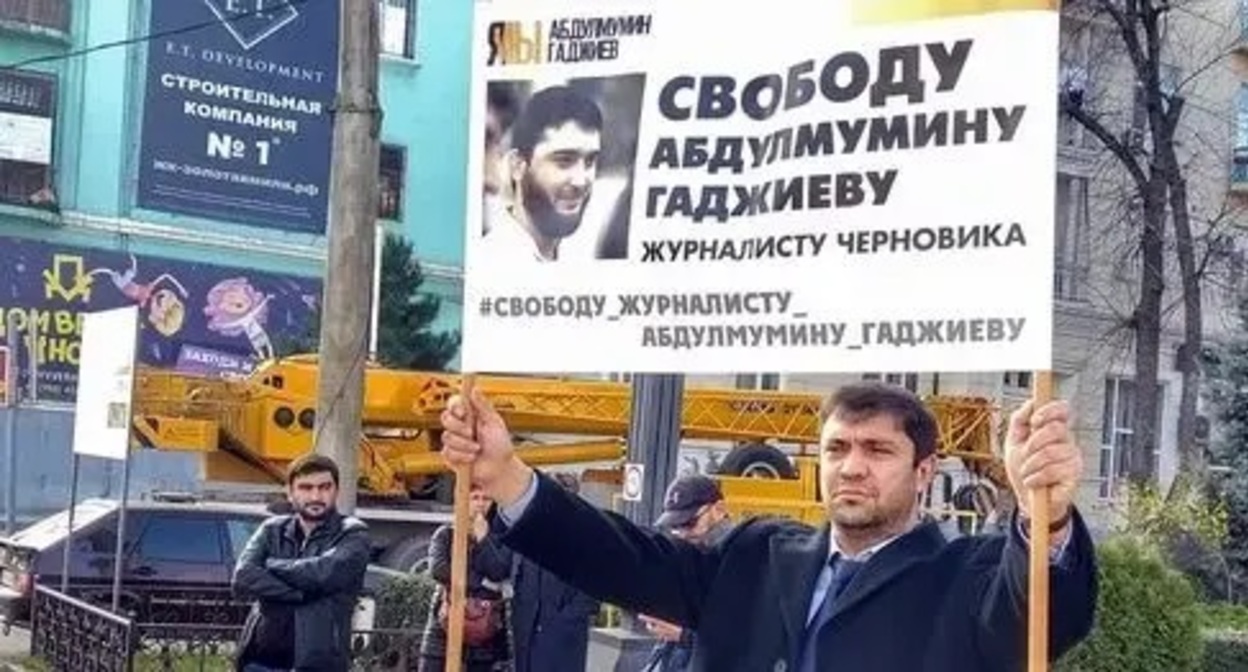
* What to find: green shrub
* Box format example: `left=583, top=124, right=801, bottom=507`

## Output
left=374, top=570, right=438, bottom=631
left=363, top=570, right=437, bottom=666
left=1055, top=538, right=1205, bottom=672
left=1202, top=630, right=1248, bottom=672
left=1200, top=603, right=1248, bottom=631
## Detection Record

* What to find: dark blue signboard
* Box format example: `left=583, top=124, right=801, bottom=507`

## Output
left=136, top=0, right=340, bottom=234
left=0, top=237, right=322, bottom=404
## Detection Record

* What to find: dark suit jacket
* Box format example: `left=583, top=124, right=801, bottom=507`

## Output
left=510, top=555, right=601, bottom=672
left=492, top=472, right=1098, bottom=672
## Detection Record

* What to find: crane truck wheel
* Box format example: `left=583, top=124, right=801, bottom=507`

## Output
left=717, top=442, right=797, bottom=479
left=379, top=537, right=430, bottom=574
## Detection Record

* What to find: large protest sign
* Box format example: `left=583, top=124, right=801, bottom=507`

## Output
left=461, top=0, right=1059, bottom=374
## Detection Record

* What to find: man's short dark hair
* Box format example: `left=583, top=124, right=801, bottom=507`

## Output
left=286, top=453, right=340, bottom=486
left=819, top=382, right=938, bottom=463
left=510, top=85, right=603, bottom=160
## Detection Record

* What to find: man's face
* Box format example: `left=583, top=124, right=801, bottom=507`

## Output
left=668, top=502, right=723, bottom=547
left=819, top=412, right=933, bottom=535
left=516, top=121, right=601, bottom=239
left=470, top=490, right=491, bottom=518
left=287, top=471, right=337, bottom=522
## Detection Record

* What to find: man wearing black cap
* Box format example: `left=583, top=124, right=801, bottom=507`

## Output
left=639, top=475, right=734, bottom=672
left=652, top=475, right=733, bottom=543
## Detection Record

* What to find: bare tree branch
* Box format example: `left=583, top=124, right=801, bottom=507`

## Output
left=1063, top=100, right=1149, bottom=186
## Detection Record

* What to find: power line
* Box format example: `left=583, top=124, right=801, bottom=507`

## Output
left=1, top=0, right=312, bottom=71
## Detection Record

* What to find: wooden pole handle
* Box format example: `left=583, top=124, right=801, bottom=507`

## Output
left=1028, top=371, right=1054, bottom=672
left=445, top=373, right=477, bottom=672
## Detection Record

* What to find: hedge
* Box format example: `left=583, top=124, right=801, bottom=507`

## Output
left=374, top=570, right=439, bottom=631
left=365, top=569, right=438, bottom=665
left=1203, top=629, right=1248, bottom=672
left=1055, top=538, right=1204, bottom=672
left=1200, top=603, right=1248, bottom=631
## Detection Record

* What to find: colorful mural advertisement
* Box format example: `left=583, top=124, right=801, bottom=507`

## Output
left=0, top=237, right=321, bottom=404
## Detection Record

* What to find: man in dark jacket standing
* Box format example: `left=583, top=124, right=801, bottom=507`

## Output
left=640, top=475, right=734, bottom=672
left=232, top=454, right=370, bottom=672
left=438, top=381, right=1099, bottom=672
left=510, top=473, right=600, bottom=672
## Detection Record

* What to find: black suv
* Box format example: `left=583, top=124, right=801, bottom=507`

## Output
left=0, top=496, right=401, bottom=631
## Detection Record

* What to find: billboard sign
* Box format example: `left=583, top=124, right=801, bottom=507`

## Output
left=135, top=0, right=340, bottom=234
left=175, top=343, right=259, bottom=379
left=460, top=0, right=1059, bottom=374
left=0, top=237, right=322, bottom=404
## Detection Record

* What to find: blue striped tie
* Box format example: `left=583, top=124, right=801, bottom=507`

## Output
left=797, top=556, right=863, bottom=672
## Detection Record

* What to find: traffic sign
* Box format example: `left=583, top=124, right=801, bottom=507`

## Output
left=622, top=462, right=645, bottom=502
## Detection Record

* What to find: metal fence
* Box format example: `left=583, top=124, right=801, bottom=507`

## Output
left=29, top=584, right=134, bottom=672
left=29, top=583, right=424, bottom=671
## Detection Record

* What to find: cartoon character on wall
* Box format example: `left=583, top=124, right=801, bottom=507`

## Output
left=89, top=253, right=189, bottom=306
left=204, top=277, right=275, bottom=360
left=87, top=254, right=189, bottom=337
left=147, top=289, right=186, bottom=337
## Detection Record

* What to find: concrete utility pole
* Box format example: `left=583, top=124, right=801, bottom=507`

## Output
left=622, top=374, right=685, bottom=528
left=313, top=0, right=382, bottom=514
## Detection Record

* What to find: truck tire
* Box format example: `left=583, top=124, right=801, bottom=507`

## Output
left=379, top=537, right=431, bottom=574
left=717, top=442, right=796, bottom=479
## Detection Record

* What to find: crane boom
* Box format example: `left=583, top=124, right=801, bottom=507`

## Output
left=130, top=355, right=1008, bottom=505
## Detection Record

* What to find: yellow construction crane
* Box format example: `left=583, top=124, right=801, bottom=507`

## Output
left=130, top=355, right=1008, bottom=530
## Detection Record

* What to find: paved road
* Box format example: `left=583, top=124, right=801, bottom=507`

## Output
left=0, top=626, right=29, bottom=660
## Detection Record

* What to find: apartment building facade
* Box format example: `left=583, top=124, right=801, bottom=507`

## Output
left=0, top=0, right=473, bottom=407
left=0, top=0, right=475, bottom=521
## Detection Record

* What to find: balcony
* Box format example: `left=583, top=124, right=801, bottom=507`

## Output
left=0, top=0, right=70, bottom=36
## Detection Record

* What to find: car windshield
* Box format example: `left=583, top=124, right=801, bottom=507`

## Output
left=3, top=500, right=116, bottom=552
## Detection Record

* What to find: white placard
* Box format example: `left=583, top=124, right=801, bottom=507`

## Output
left=0, top=112, right=52, bottom=165
left=71, top=306, right=140, bottom=461
left=460, top=0, right=1059, bottom=374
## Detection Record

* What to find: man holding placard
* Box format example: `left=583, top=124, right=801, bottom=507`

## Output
left=437, top=382, right=1097, bottom=671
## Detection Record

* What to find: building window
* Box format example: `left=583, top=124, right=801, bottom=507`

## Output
left=1003, top=372, right=1032, bottom=390
left=1099, top=376, right=1163, bottom=499
left=0, top=70, right=58, bottom=210
left=1131, top=63, right=1181, bottom=142
left=1057, top=16, right=1090, bottom=148
left=861, top=372, right=919, bottom=393
left=735, top=373, right=779, bottom=390
left=1054, top=173, right=1090, bottom=302
left=0, top=0, right=71, bottom=33
left=1234, top=84, right=1248, bottom=183
left=379, top=0, right=417, bottom=58
left=378, top=144, right=405, bottom=221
